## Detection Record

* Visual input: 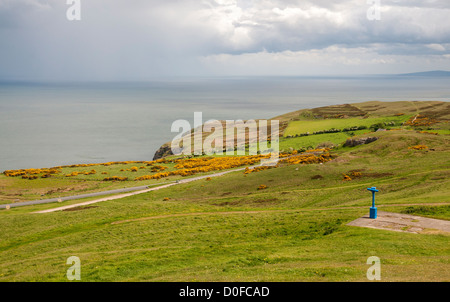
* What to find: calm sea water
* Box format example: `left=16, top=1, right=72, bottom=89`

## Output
left=0, top=76, right=449, bottom=171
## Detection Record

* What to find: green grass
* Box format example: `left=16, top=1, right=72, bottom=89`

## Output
left=1, top=207, right=448, bottom=281
left=279, top=129, right=372, bottom=150
left=0, top=128, right=449, bottom=281
left=398, top=205, right=450, bottom=220
left=0, top=160, right=257, bottom=205
left=426, top=130, right=450, bottom=135
left=283, top=115, right=411, bottom=137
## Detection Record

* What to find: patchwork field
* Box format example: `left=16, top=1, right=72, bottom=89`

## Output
left=282, top=115, right=412, bottom=137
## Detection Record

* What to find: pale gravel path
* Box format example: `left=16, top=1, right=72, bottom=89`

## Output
left=33, top=168, right=246, bottom=214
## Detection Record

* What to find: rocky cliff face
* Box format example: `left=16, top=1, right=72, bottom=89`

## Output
left=153, top=144, right=173, bottom=160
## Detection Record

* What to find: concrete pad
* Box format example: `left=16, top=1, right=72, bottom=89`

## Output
left=347, top=211, right=450, bottom=234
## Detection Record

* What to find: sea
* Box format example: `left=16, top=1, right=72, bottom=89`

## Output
left=0, top=76, right=449, bottom=171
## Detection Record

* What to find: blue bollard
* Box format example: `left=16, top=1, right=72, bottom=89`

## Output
left=367, top=187, right=379, bottom=219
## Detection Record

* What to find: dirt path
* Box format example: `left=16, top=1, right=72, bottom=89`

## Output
left=33, top=168, right=246, bottom=214
left=33, top=183, right=177, bottom=214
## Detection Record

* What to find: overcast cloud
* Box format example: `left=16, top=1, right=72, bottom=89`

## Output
left=0, top=0, right=449, bottom=80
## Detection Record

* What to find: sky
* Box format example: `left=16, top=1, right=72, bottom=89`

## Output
left=1, top=0, right=450, bottom=80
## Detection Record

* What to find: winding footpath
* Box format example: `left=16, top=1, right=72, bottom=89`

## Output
left=32, top=168, right=246, bottom=214
left=0, top=185, right=156, bottom=209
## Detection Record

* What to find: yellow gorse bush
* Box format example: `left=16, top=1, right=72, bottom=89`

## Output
left=65, top=169, right=96, bottom=177
left=408, top=145, right=428, bottom=150
left=135, top=155, right=270, bottom=181
left=342, top=174, right=352, bottom=181
left=244, top=166, right=274, bottom=174
left=278, top=152, right=333, bottom=165
left=4, top=168, right=60, bottom=177
left=305, top=148, right=330, bottom=153
left=150, top=165, right=168, bottom=172
left=65, top=171, right=80, bottom=177
left=3, top=161, right=163, bottom=176
left=103, top=176, right=128, bottom=181
left=3, top=150, right=335, bottom=183
left=342, top=171, right=361, bottom=181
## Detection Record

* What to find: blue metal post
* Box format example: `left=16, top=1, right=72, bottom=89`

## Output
left=367, top=187, right=378, bottom=219
left=372, top=191, right=375, bottom=208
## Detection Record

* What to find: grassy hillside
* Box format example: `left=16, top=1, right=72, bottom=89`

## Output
left=0, top=107, right=449, bottom=281
left=282, top=115, right=411, bottom=136
left=276, top=100, right=449, bottom=152
left=152, top=100, right=450, bottom=158
left=274, top=100, right=450, bottom=122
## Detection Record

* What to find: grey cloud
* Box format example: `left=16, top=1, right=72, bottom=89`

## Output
left=206, top=0, right=450, bottom=54
left=0, top=0, right=449, bottom=80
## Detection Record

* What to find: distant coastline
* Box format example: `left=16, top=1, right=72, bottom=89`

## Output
left=398, top=70, right=450, bottom=77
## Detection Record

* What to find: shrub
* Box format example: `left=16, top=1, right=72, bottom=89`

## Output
left=370, top=123, right=385, bottom=131
left=103, top=176, right=128, bottom=181
left=408, top=145, right=428, bottom=150
left=244, top=166, right=274, bottom=174
left=279, top=152, right=334, bottom=165
left=65, top=172, right=80, bottom=177
left=348, top=171, right=362, bottom=177
left=342, top=174, right=352, bottom=181
left=150, top=165, right=168, bottom=172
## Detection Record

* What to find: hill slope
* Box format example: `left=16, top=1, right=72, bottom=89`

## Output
left=154, top=101, right=450, bottom=159
left=0, top=101, right=449, bottom=282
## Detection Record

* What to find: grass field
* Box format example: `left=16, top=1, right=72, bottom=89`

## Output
left=0, top=127, right=449, bottom=281
left=279, top=129, right=372, bottom=151
left=0, top=101, right=449, bottom=282
left=283, top=115, right=411, bottom=137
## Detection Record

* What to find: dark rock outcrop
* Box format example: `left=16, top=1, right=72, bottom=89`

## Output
left=153, top=144, right=173, bottom=160
left=343, top=137, right=378, bottom=147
